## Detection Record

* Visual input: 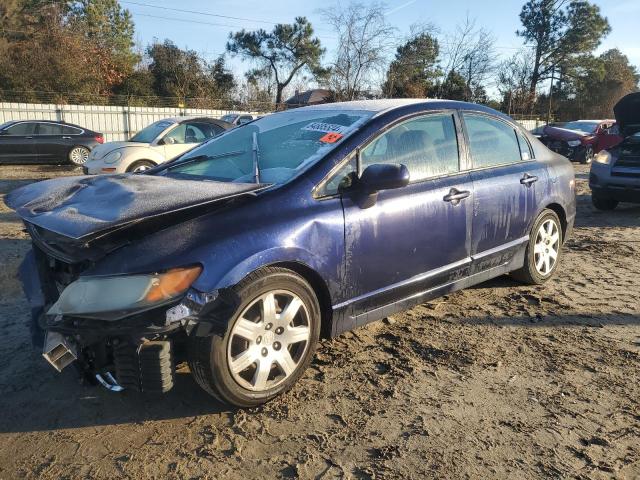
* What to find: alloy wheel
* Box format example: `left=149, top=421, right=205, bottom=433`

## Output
left=533, top=219, right=560, bottom=276
left=227, top=290, right=311, bottom=392
left=69, top=147, right=89, bottom=165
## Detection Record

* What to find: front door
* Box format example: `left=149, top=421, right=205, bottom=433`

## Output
left=461, top=112, right=547, bottom=273
left=0, top=122, right=37, bottom=163
left=340, top=112, right=473, bottom=324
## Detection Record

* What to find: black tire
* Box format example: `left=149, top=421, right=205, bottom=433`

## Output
left=187, top=267, right=321, bottom=407
left=511, top=209, right=563, bottom=285
left=127, top=160, right=156, bottom=173
left=68, top=145, right=90, bottom=165
left=581, top=145, right=594, bottom=164
left=592, top=195, right=618, bottom=211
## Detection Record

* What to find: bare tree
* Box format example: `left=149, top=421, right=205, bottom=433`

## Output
left=496, top=50, right=536, bottom=115
left=321, top=2, right=395, bottom=100
left=440, top=16, right=496, bottom=101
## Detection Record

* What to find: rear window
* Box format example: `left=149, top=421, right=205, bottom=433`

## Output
left=463, top=114, right=522, bottom=168
left=37, top=123, right=63, bottom=135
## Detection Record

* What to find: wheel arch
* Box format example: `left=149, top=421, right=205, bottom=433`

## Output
left=542, top=202, right=568, bottom=242
left=267, top=261, right=334, bottom=339
left=126, top=158, right=157, bottom=172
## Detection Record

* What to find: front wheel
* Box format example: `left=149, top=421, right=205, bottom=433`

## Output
left=512, top=209, right=563, bottom=285
left=581, top=145, right=594, bottom=164
left=127, top=160, right=156, bottom=173
left=188, top=267, right=321, bottom=407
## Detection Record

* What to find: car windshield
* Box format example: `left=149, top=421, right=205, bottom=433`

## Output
left=163, top=109, right=373, bottom=185
left=130, top=120, right=174, bottom=143
left=562, top=121, right=599, bottom=134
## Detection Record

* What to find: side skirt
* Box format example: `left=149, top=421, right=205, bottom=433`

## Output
left=331, top=241, right=527, bottom=337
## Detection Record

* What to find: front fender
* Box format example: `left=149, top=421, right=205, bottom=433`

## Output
left=213, top=246, right=325, bottom=291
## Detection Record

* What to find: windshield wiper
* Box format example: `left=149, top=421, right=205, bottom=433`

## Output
left=166, top=150, right=246, bottom=170
left=252, top=131, right=261, bottom=184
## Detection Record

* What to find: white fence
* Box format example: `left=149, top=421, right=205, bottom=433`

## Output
left=0, top=102, right=261, bottom=141
left=0, top=102, right=547, bottom=141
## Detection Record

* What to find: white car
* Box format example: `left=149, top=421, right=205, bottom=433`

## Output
left=220, top=113, right=258, bottom=126
left=83, top=117, right=231, bottom=174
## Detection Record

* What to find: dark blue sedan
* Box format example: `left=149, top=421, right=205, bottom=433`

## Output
left=6, top=99, right=576, bottom=407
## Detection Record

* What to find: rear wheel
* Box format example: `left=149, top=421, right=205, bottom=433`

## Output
left=188, top=267, right=320, bottom=407
left=68, top=146, right=90, bottom=165
left=512, top=209, right=563, bottom=285
left=592, top=195, right=618, bottom=210
left=127, top=160, right=155, bottom=173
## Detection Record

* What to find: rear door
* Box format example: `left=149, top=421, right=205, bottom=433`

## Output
left=33, top=122, right=68, bottom=162
left=461, top=112, right=547, bottom=274
left=0, top=122, right=38, bottom=163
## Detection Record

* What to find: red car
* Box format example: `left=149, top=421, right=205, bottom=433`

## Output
left=538, top=119, right=623, bottom=164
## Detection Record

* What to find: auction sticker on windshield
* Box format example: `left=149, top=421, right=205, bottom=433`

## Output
left=319, top=132, right=343, bottom=143
left=302, top=122, right=348, bottom=134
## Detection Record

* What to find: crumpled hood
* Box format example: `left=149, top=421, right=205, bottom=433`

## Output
left=614, top=92, right=640, bottom=137
left=91, top=141, right=151, bottom=159
left=4, top=174, right=266, bottom=240
left=542, top=125, right=590, bottom=142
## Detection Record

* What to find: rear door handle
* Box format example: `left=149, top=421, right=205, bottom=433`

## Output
left=25, top=136, right=33, bottom=139
left=62, top=136, right=72, bottom=139
left=443, top=188, right=471, bottom=205
left=520, top=173, right=538, bottom=186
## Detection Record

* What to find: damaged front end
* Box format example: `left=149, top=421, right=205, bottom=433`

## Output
left=7, top=173, right=266, bottom=393
left=20, top=238, right=205, bottom=394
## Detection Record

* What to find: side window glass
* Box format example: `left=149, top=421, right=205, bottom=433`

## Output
left=316, top=156, right=357, bottom=197
left=163, top=124, right=186, bottom=144
left=464, top=114, right=522, bottom=167
left=37, top=123, right=63, bottom=135
left=184, top=123, right=207, bottom=143
left=360, top=113, right=460, bottom=182
left=516, top=130, right=534, bottom=160
left=5, top=123, right=36, bottom=135
left=61, top=125, right=82, bottom=135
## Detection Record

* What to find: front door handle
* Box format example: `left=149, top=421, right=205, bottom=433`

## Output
left=520, top=173, right=538, bottom=186
left=62, top=136, right=72, bottom=139
left=25, top=136, right=33, bottom=139
left=443, top=188, right=471, bottom=205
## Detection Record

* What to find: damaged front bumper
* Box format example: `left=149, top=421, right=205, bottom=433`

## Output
left=19, top=248, right=224, bottom=394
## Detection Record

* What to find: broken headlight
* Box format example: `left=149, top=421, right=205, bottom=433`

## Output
left=47, top=266, right=202, bottom=318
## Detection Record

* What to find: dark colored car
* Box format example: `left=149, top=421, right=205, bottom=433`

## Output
left=589, top=92, right=640, bottom=210
left=0, top=120, right=104, bottom=165
left=538, top=120, right=622, bottom=164
left=5, top=99, right=576, bottom=407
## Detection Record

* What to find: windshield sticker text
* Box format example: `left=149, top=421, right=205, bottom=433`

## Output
left=302, top=122, right=348, bottom=134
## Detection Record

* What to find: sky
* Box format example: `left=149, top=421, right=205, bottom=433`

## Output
left=122, top=0, right=639, bottom=97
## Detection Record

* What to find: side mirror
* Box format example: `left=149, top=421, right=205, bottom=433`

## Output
left=359, top=163, right=410, bottom=193
left=157, top=138, right=165, bottom=145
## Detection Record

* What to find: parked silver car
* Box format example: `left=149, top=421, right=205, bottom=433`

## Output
left=83, top=117, right=231, bottom=174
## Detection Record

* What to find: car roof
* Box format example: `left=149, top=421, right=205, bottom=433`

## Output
left=282, top=98, right=510, bottom=120
left=2, top=119, right=91, bottom=130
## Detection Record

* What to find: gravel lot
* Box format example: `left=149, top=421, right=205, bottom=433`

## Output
left=0, top=163, right=638, bottom=479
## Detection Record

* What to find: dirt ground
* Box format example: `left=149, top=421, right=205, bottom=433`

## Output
left=0, top=163, right=638, bottom=479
